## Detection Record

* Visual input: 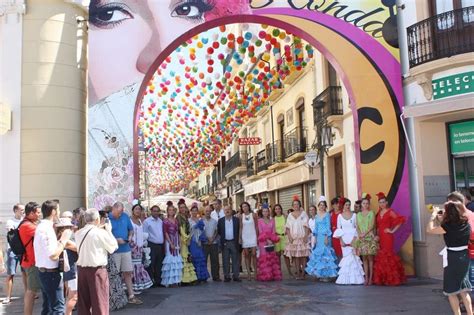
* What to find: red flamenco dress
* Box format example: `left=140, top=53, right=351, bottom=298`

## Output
left=256, top=218, right=282, bottom=281
left=331, top=211, right=342, bottom=258
left=373, top=208, right=407, bottom=286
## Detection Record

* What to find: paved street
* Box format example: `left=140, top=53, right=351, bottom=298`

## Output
left=0, top=276, right=454, bottom=315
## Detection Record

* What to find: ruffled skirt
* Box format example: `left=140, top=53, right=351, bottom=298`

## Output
left=336, top=247, right=365, bottom=285
left=373, top=249, right=406, bottom=286
left=107, top=255, right=128, bottom=311
left=284, top=237, right=310, bottom=258
left=355, top=233, right=378, bottom=256
left=189, top=241, right=210, bottom=281
left=257, top=252, right=282, bottom=281
left=305, top=244, right=338, bottom=278
left=161, top=254, right=184, bottom=287
left=131, top=245, right=153, bottom=291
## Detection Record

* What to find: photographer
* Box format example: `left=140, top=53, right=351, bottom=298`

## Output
left=76, top=208, right=118, bottom=315
left=426, top=197, right=472, bottom=315
left=34, top=200, right=74, bottom=314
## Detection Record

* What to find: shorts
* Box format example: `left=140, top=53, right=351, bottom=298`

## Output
left=112, top=252, right=133, bottom=272
left=6, top=249, right=23, bottom=276
left=67, top=278, right=78, bottom=291
left=25, top=266, right=41, bottom=292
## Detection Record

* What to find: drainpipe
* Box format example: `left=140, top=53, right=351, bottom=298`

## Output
left=401, top=112, right=422, bottom=242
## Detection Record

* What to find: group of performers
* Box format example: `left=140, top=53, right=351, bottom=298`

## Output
left=155, top=192, right=406, bottom=287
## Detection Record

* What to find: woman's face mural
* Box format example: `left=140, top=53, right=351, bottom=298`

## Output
left=88, top=0, right=250, bottom=103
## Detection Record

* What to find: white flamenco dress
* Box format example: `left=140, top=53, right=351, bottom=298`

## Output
left=334, top=213, right=365, bottom=285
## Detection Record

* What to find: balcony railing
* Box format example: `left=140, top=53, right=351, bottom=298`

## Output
left=284, top=127, right=308, bottom=158
left=223, top=151, right=246, bottom=176
left=256, top=148, right=269, bottom=173
left=268, top=141, right=284, bottom=165
left=407, top=6, right=474, bottom=68
left=312, top=86, right=343, bottom=125
left=247, top=156, right=256, bottom=177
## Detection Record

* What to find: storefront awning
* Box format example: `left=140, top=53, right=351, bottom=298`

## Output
left=244, top=178, right=268, bottom=197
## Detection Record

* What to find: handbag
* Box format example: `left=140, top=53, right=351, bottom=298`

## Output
left=58, top=250, right=70, bottom=273
left=264, top=244, right=275, bottom=253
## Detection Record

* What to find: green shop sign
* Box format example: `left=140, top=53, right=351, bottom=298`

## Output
left=432, top=71, right=474, bottom=100
left=449, top=121, right=474, bottom=155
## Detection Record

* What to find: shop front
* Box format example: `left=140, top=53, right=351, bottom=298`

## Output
left=267, top=161, right=319, bottom=212
left=449, top=120, right=474, bottom=196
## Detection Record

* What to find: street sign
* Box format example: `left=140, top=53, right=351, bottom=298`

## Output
left=238, top=137, right=262, bottom=145
left=305, top=150, right=319, bottom=167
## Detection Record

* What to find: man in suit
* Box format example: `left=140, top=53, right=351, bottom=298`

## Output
left=217, top=206, right=241, bottom=282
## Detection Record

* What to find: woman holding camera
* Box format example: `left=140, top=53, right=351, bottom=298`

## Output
left=427, top=200, right=472, bottom=315
left=256, top=205, right=281, bottom=281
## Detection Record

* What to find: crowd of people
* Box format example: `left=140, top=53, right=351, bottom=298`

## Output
left=0, top=191, right=473, bottom=314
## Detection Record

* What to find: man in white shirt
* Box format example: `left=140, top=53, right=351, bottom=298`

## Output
left=210, top=199, right=225, bottom=222
left=34, top=200, right=74, bottom=314
left=75, top=208, right=118, bottom=315
left=3, top=203, right=26, bottom=305
left=143, top=205, right=164, bottom=287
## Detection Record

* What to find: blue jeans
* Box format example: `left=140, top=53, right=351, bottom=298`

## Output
left=38, top=270, right=65, bottom=315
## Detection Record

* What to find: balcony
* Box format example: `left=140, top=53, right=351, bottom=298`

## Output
left=284, top=127, right=309, bottom=162
left=247, top=156, right=258, bottom=180
left=224, top=151, right=247, bottom=178
left=407, top=6, right=474, bottom=68
left=256, top=148, right=271, bottom=175
left=312, top=86, right=343, bottom=125
left=268, top=141, right=290, bottom=170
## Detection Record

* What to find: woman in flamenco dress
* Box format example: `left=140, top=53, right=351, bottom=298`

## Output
left=373, top=192, right=407, bottom=286
left=330, top=197, right=343, bottom=260
left=334, top=198, right=365, bottom=285
left=188, top=203, right=210, bottom=283
left=256, top=205, right=282, bottom=281
left=177, top=199, right=198, bottom=284
left=161, top=202, right=184, bottom=287
left=305, top=197, right=339, bottom=281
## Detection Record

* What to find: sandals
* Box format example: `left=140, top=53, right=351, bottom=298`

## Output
left=128, top=296, right=143, bottom=305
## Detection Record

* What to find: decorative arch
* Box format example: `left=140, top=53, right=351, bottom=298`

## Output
left=133, top=9, right=411, bottom=269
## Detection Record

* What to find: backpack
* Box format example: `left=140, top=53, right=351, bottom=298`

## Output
left=7, top=220, right=32, bottom=257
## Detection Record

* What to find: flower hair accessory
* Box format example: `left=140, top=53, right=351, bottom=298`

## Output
left=178, top=198, right=186, bottom=205
left=338, top=197, right=347, bottom=208
left=376, top=192, right=386, bottom=201
left=292, top=195, right=300, bottom=201
left=166, top=201, right=173, bottom=207
left=318, top=196, right=326, bottom=202
left=361, top=193, right=372, bottom=201
left=132, top=199, right=140, bottom=206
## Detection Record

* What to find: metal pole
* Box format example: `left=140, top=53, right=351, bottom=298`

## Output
left=318, top=124, right=325, bottom=196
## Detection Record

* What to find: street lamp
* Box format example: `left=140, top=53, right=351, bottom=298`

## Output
left=312, top=99, right=334, bottom=196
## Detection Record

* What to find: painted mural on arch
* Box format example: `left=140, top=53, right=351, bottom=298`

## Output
left=87, top=0, right=412, bottom=273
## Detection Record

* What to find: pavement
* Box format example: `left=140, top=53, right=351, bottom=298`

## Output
left=0, top=275, right=454, bottom=315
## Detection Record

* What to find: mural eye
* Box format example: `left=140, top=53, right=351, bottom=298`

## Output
left=89, top=4, right=133, bottom=29
left=171, top=1, right=214, bottom=21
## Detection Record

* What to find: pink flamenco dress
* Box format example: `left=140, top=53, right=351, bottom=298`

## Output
left=256, top=218, right=282, bottom=282
left=373, top=208, right=407, bottom=286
